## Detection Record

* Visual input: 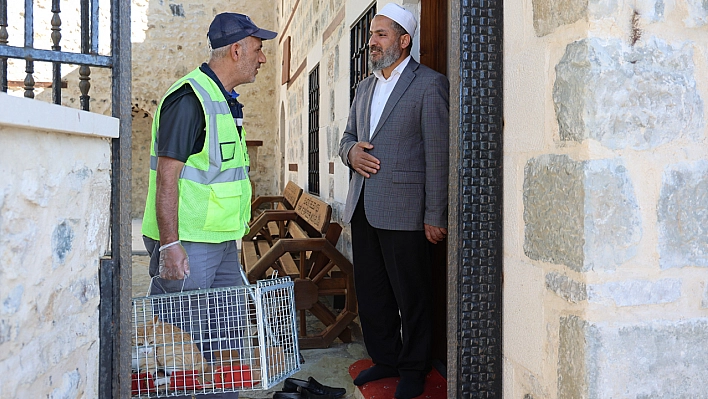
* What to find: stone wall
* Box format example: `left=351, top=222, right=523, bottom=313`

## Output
left=505, top=0, right=708, bottom=397
left=278, top=0, right=348, bottom=257
left=278, top=0, right=346, bottom=196
left=0, top=93, right=116, bottom=398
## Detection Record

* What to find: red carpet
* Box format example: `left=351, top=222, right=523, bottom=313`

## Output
left=348, top=359, right=447, bottom=399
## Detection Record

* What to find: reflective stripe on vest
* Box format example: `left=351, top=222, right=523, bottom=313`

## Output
left=150, top=77, right=249, bottom=185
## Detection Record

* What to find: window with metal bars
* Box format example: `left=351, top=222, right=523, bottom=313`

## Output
left=350, top=4, right=376, bottom=104
left=308, top=65, right=320, bottom=196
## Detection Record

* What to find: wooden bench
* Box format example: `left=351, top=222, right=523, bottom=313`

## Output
left=241, top=192, right=357, bottom=349
left=249, top=181, right=303, bottom=243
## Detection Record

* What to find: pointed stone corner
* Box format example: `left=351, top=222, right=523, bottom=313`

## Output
left=658, top=161, right=708, bottom=269
left=553, top=37, right=704, bottom=150
left=524, top=155, right=641, bottom=272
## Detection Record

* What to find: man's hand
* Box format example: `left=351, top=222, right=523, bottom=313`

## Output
left=348, top=142, right=380, bottom=178
left=158, top=242, right=190, bottom=280
left=425, top=224, right=447, bottom=244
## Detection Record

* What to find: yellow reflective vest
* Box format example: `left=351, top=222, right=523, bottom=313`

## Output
left=142, top=68, right=251, bottom=243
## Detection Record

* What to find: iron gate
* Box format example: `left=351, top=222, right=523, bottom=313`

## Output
left=0, top=0, right=132, bottom=396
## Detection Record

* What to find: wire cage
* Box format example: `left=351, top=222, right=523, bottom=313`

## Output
left=131, top=277, right=300, bottom=398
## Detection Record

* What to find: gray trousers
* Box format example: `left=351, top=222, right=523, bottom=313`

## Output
left=144, top=237, right=243, bottom=399
left=144, top=237, right=244, bottom=293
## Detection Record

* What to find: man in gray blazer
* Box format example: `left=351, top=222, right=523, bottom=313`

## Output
left=339, top=4, right=449, bottom=399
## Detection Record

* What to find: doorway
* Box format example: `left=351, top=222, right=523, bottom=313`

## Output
left=419, top=0, right=450, bottom=375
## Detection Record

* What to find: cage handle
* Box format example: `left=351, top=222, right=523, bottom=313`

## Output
left=145, top=273, right=194, bottom=297
left=145, top=266, right=252, bottom=297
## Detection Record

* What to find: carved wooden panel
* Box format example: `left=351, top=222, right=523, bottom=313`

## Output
left=295, top=193, right=331, bottom=234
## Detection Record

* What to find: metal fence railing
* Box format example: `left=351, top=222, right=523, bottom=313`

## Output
left=308, top=64, right=320, bottom=196
left=0, top=0, right=112, bottom=107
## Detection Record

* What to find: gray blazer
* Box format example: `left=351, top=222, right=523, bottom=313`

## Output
left=339, top=59, right=450, bottom=231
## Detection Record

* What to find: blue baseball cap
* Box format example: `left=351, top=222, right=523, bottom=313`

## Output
left=207, top=13, right=277, bottom=49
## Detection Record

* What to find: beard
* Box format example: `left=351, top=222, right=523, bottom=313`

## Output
left=368, top=43, right=403, bottom=72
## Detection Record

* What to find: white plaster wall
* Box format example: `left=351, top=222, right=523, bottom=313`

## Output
left=503, top=1, right=573, bottom=396
left=0, top=93, right=116, bottom=398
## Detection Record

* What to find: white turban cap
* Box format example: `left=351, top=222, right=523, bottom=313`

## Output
left=376, top=3, right=417, bottom=37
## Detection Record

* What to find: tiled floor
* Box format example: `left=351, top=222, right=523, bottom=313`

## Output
left=131, top=220, right=366, bottom=399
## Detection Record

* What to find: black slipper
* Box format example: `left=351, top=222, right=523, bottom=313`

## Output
left=283, top=377, right=346, bottom=398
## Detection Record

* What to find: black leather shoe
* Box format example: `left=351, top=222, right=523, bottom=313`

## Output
left=283, top=377, right=346, bottom=398
left=274, top=389, right=338, bottom=399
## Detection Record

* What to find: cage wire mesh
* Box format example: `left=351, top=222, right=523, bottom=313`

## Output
left=131, top=277, right=300, bottom=398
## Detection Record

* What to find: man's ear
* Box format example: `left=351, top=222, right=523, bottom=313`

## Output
left=231, top=42, right=241, bottom=60
left=399, top=33, right=411, bottom=50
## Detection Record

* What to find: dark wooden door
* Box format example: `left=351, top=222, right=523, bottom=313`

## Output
left=420, top=0, right=448, bottom=76
left=420, top=0, right=449, bottom=375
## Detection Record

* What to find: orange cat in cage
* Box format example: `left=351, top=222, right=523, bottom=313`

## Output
left=132, top=316, right=212, bottom=382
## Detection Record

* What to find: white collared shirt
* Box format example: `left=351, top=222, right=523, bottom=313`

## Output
left=369, top=55, right=411, bottom=139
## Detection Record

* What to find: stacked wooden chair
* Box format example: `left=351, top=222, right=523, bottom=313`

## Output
left=243, top=184, right=357, bottom=349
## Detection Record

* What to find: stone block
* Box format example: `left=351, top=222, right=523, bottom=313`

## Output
left=51, top=220, right=76, bottom=268
left=0, top=319, right=12, bottom=345
left=49, top=370, right=80, bottom=398
left=524, top=155, right=641, bottom=271
left=546, top=271, right=587, bottom=302
left=2, top=285, right=23, bottom=314
left=583, top=160, right=642, bottom=271
left=684, top=0, right=708, bottom=27
left=558, top=317, right=708, bottom=397
left=703, top=282, right=708, bottom=308
left=587, top=0, right=618, bottom=19
left=588, top=279, right=681, bottom=306
left=533, top=0, right=588, bottom=37
left=524, top=155, right=585, bottom=270
left=604, top=0, right=673, bottom=21
left=658, top=161, right=708, bottom=269
left=553, top=37, right=704, bottom=150
left=558, top=316, right=588, bottom=399
left=644, top=0, right=665, bottom=21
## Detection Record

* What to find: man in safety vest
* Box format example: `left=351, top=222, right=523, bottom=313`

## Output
left=140, top=13, right=276, bottom=397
